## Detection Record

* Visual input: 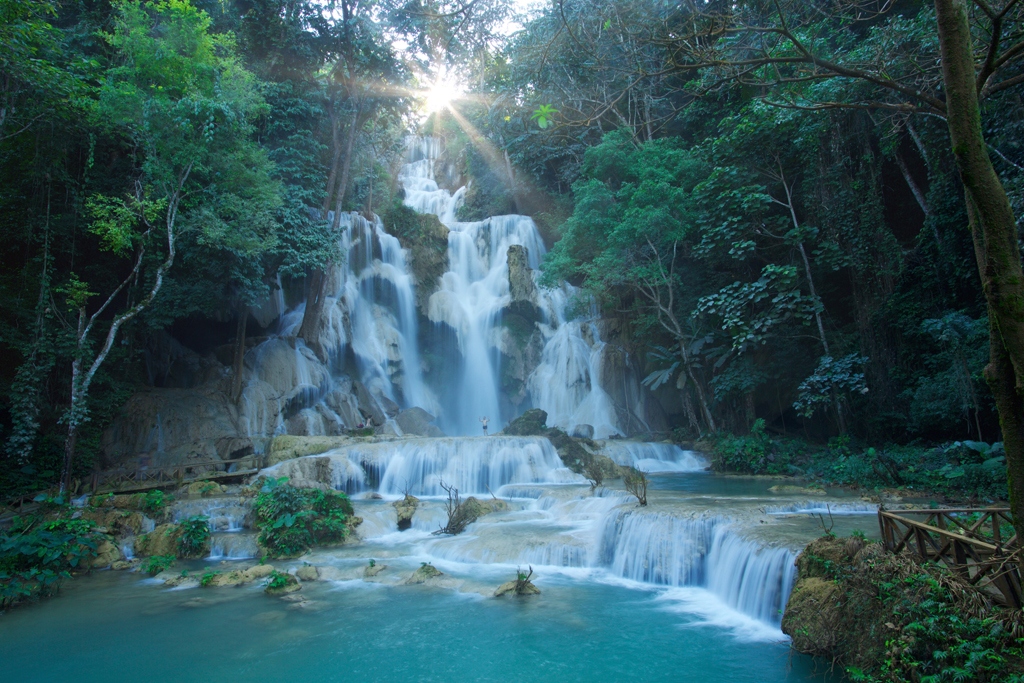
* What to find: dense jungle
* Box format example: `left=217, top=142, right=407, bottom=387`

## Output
left=2, top=1, right=1024, bottom=681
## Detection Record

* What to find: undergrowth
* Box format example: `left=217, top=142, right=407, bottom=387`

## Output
left=0, top=510, right=102, bottom=608
left=253, top=477, right=354, bottom=557
left=701, top=423, right=1007, bottom=501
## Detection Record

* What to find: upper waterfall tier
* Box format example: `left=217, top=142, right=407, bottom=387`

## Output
left=398, top=137, right=645, bottom=437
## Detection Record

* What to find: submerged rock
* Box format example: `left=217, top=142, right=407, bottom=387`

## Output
left=405, top=564, right=443, bottom=584
left=768, top=485, right=826, bottom=496
left=363, top=563, right=387, bottom=578
left=393, top=494, right=419, bottom=531
left=296, top=565, right=320, bottom=582
left=494, top=580, right=541, bottom=597
left=204, top=564, right=276, bottom=588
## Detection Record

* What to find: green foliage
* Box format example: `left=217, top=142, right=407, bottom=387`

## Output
left=530, top=104, right=558, bottom=129
left=266, top=569, right=290, bottom=590
left=793, top=354, right=870, bottom=419
left=140, top=490, right=169, bottom=514
left=708, top=419, right=798, bottom=475
left=862, top=574, right=1024, bottom=682
left=141, top=554, right=175, bottom=576
left=0, top=513, right=101, bottom=608
left=199, top=567, right=219, bottom=587
left=253, top=477, right=353, bottom=557
left=176, top=515, right=210, bottom=558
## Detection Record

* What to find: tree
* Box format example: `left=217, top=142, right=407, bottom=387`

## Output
left=553, top=0, right=1024, bottom=551
left=60, top=0, right=278, bottom=490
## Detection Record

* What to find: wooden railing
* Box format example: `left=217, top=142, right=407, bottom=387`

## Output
left=878, top=508, right=1021, bottom=608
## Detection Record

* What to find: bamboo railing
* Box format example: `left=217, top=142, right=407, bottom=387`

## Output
left=878, top=507, right=1021, bottom=608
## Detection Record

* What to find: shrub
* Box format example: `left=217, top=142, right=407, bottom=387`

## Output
left=199, top=568, right=220, bottom=587
left=623, top=467, right=649, bottom=506
left=253, top=477, right=354, bottom=557
left=177, top=516, right=210, bottom=558
left=266, top=570, right=290, bottom=590
left=141, top=554, right=175, bottom=576
left=0, top=514, right=101, bottom=608
left=141, top=490, right=170, bottom=515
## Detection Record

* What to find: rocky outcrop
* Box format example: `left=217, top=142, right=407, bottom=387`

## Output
left=405, top=563, right=444, bottom=584
left=506, top=245, right=540, bottom=321
left=395, top=408, right=444, bottom=437
left=769, top=484, right=826, bottom=495
left=89, top=539, right=123, bottom=569
left=393, top=494, right=419, bottom=531
left=265, top=572, right=301, bottom=595
left=504, top=409, right=548, bottom=436
left=206, top=564, right=276, bottom=587
left=571, top=424, right=594, bottom=439
left=364, top=563, right=387, bottom=578
left=134, top=523, right=181, bottom=557
left=449, top=496, right=508, bottom=531
left=494, top=579, right=540, bottom=597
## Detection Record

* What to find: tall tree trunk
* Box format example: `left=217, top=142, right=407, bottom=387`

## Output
left=935, top=0, right=1024, bottom=541
left=231, top=309, right=248, bottom=402
left=299, top=102, right=363, bottom=349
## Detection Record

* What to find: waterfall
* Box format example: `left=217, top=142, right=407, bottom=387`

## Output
left=599, top=441, right=707, bottom=472
left=599, top=511, right=795, bottom=625
left=264, top=436, right=582, bottom=496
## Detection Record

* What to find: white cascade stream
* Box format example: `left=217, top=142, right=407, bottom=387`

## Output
left=224, top=136, right=807, bottom=637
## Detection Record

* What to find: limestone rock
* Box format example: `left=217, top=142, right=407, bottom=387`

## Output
left=180, top=481, right=227, bottom=498
left=449, top=497, right=507, bottom=530
left=395, top=408, right=444, bottom=437
left=265, top=572, right=301, bottom=595
left=504, top=409, right=548, bottom=436
left=134, top=523, right=180, bottom=557
left=393, top=494, right=419, bottom=531
left=795, top=536, right=864, bottom=580
left=90, top=539, right=123, bottom=569
left=205, top=564, right=276, bottom=588
left=571, top=424, right=595, bottom=440
left=111, top=559, right=137, bottom=571
left=364, top=563, right=387, bottom=578
left=405, top=564, right=443, bottom=584
left=296, top=566, right=320, bottom=582
left=353, top=381, right=387, bottom=426
left=506, top=245, right=541, bottom=322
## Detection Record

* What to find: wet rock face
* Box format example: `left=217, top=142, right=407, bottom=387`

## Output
left=395, top=408, right=444, bottom=437
left=506, top=245, right=540, bottom=322
left=393, top=494, right=419, bottom=531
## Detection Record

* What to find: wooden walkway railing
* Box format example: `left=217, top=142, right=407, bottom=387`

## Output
left=878, top=508, right=1021, bottom=608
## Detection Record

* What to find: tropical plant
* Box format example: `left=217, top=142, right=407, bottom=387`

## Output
left=253, top=477, right=353, bottom=557
left=176, top=516, right=210, bottom=558
left=141, top=554, right=175, bottom=576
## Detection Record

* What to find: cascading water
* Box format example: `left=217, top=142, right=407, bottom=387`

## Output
left=399, top=137, right=631, bottom=436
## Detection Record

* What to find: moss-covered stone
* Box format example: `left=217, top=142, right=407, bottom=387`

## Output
left=504, top=409, right=548, bottom=436
left=134, top=523, right=181, bottom=557
left=405, top=564, right=443, bottom=584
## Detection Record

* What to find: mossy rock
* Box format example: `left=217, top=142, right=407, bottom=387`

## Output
left=134, top=523, right=181, bottom=557
left=393, top=494, right=419, bottom=531
left=781, top=577, right=842, bottom=656
left=265, top=572, right=301, bottom=595
left=504, top=409, right=548, bottom=436
left=494, top=580, right=541, bottom=597
left=795, top=536, right=864, bottom=580
left=406, top=564, right=443, bottom=584
left=449, top=497, right=507, bottom=530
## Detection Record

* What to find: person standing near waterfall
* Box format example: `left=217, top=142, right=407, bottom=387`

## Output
left=479, top=416, right=489, bottom=435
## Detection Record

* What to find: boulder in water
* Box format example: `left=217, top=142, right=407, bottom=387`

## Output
left=353, top=381, right=387, bottom=426
left=295, top=565, right=320, bottom=582
left=571, top=424, right=595, bottom=439
left=364, top=563, right=387, bottom=578
left=768, top=484, right=827, bottom=496
left=504, top=409, right=548, bottom=436
left=89, top=539, right=123, bottom=569
left=395, top=408, right=444, bottom=437
left=393, top=494, right=419, bottom=531
left=447, top=496, right=508, bottom=532
left=405, top=563, right=443, bottom=585
left=494, top=567, right=540, bottom=596
left=265, top=571, right=301, bottom=595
